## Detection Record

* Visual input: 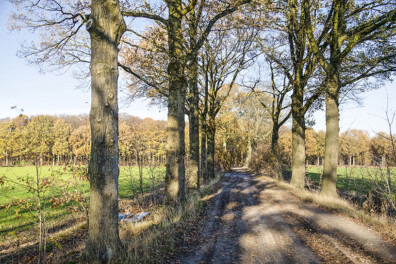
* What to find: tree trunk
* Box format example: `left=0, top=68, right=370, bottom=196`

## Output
left=321, top=76, right=340, bottom=198
left=290, top=91, right=306, bottom=189
left=188, top=58, right=200, bottom=190
left=5, top=152, right=8, bottom=166
left=207, top=114, right=216, bottom=179
left=201, top=118, right=208, bottom=182
left=271, top=123, right=280, bottom=154
left=165, top=5, right=187, bottom=204
left=245, top=136, right=252, bottom=167
left=84, top=0, right=125, bottom=261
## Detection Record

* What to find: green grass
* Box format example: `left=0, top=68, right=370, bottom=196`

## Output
left=306, top=165, right=396, bottom=195
left=0, top=165, right=165, bottom=238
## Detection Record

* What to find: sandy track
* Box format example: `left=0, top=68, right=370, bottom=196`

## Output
left=173, top=168, right=396, bottom=264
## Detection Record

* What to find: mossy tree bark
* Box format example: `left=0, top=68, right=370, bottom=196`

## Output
left=321, top=74, right=340, bottom=197
left=288, top=0, right=310, bottom=189
left=188, top=62, right=200, bottom=189
left=85, top=0, right=125, bottom=262
left=319, top=0, right=343, bottom=198
left=200, top=80, right=209, bottom=182
left=186, top=8, right=201, bottom=189
left=290, top=86, right=306, bottom=188
left=206, top=112, right=216, bottom=179
left=165, top=1, right=187, bottom=204
left=200, top=119, right=208, bottom=182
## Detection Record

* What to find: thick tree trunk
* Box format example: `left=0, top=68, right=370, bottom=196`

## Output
left=84, top=0, right=125, bottom=262
left=321, top=77, right=340, bottom=198
left=165, top=6, right=187, bottom=204
left=188, top=58, right=200, bottom=189
left=207, top=114, right=216, bottom=179
left=290, top=91, right=306, bottom=189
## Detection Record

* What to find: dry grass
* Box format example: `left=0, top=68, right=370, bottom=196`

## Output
left=116, top=175, right=222, bottom=264
left=261, top=176, right=396, bottom=244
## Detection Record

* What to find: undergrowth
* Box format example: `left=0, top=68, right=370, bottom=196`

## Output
left=116, top=175, right=221, bottom=263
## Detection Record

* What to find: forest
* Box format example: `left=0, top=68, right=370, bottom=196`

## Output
left=1, top=0, right=396, bottom=263
left=1, top=113, right=395, bottom=169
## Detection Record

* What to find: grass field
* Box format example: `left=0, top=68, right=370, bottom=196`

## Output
left=306, top=166, right=396, bottom=195
left=0, top=166, right=165, bottom=238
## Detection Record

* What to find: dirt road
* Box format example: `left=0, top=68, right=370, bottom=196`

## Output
left=173, top=168, right=396, bottom=264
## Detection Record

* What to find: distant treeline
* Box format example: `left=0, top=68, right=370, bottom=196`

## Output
left=0, top=114, right=166, bottom=166
left=1, top=114, right=394, bottom=168
left=277, top=128, right=396, bottom=167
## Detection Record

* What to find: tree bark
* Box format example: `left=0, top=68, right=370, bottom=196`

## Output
left=321, top=76, right=340, bottom=197
left=165, top=4, right=187, bottom=204
left=201, top=117, right=208, bottom=182
left=188, top=58, right=200, bottom=189
left=84, top=0, right=125, bottom=261
left=271, top=122, right=280, bottom=154
left=207, top=113, right=216, bottom=179
left=290, top=88, right=306, bottom=189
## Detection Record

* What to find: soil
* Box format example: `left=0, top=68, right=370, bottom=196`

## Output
left=172, top=168, right=396, bottom=264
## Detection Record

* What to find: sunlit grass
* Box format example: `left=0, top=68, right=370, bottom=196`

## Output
left=0, top=165, right=165, bottom=237
left=306, top=165, right=396, bottom=195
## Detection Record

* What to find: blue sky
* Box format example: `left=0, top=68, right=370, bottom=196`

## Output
left=0, top=2, right=395, bottom=135
left=0, top=2, right=167, bottom=121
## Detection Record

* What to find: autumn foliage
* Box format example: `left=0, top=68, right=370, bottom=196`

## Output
left=0, top=115, right=166, bottom=167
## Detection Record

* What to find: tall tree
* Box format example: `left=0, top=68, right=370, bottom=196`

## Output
left=121, top=0, right=251, bottom=202
left=84, top=0, right=125, bottom=260
left=199, top=21, right=259, bottom=179
left=258, top=0, right=325, bottom=188
left=304, top=0, right=396, bottom=197
left=9, top=0, right=126, bottom=259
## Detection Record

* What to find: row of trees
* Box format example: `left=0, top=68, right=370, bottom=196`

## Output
left=209, top=90, right=396, bottom=172
left=0, top=115, right=166, bottom=167
left=8, top=0, right=396, bottom=261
